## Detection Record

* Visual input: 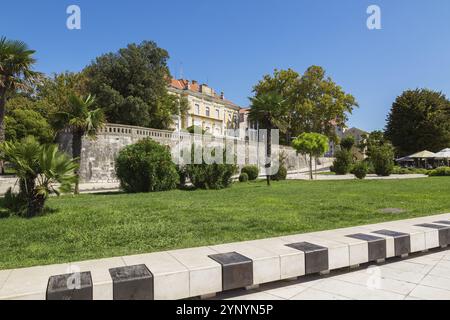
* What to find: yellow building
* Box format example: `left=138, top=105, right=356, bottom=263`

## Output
left=169, top=79, right=241, bottom=136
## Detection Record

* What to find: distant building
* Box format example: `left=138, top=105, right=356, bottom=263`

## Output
left=168, top=79, right=241, bottom=136
left=239, top=108, right=259, bottom=141
left=327, top=126, right=368, bottom=158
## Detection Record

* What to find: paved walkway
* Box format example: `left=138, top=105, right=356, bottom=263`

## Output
left=0, top=177, right=120, bottom=195
left=287, top=173, right=428, bottom=180
left=216, top=249, right=450, bottom=300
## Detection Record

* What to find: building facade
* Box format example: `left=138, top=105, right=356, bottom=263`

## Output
left=327, top=126, right=368, bottom=158
left=168, top=79, right=241, bottom=136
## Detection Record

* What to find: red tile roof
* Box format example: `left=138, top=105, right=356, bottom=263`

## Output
left=169, top=78, right=238, bottom=107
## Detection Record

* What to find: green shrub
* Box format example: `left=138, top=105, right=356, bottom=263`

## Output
left=185, top=145, right=237, bottom=190
left=428, top=167, right=450, bottom=176
left=241, top=165, right=259, bottom=181
left=370, top=144, right=395, bottom=176
left=391, top=166, right=431, bottom=175
left=186, top=162, right=237, bottom=189
left=271, top=165, right=287, bottom=181
left=353, top=161, right=368, bottom=179
left=332, top=150, right=353, bottom=175
left=115, top=138, right=179, bottom=193
left=392, top=166, right=411, bottom=175
left=239, top=173, right=249, bottom=182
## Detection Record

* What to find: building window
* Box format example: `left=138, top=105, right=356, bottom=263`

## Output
left=195, top=104, right=200, bottom=115
left=206, top=107, right=210, bottom=117
left=216, top=109, right=220, bottom=118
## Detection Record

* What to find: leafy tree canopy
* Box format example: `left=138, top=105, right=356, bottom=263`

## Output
left=292, top=132, right=329, bottom=179
left=85, top=40, right=183, bottom=129
left=253, top=66, right=358, bottom=144
left=5, top=109, right=54, bottom=144
left=358, top=130, right=387, bottom=157
left=292, top=132, right=329, bottom=157
left=385, top=89, right=450, bottom=156
left=340, top=136, right=355, bottom=151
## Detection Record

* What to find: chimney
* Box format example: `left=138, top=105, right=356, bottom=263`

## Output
left=220, top=92, right=224, bottom=100
left=185, top=80, right=190, bottom=90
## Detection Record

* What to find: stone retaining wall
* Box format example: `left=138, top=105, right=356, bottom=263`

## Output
left=58, top=123, right=333, bottom=183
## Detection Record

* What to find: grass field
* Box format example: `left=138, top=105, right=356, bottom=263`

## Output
left=0, top=178, right=449, bottom=270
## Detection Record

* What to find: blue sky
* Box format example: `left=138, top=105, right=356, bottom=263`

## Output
left=2, top=0, right=450, bottom=131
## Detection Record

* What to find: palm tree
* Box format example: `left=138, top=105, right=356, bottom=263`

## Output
left=249, top=92, right=287, bottom=186
left=0, top=37, right=41, bottom=173
left=56, top=94, right=105, bottom=193
left=1, top=136, right=78, bottom=217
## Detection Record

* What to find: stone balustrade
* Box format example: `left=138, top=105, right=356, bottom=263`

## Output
left=57, top=123, right=332, bottom=183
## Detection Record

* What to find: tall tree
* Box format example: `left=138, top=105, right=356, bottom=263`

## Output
left=0, top=37, right=40, bottom=172
left=249, top=92, right=287, bottom=186
left=252, top=66, right=358, bottom=144
left=385, top=89, right=450, bottom=157
left=85, top=40, right=180, bottom=129
left=252, top=69, right=300, bottom=144
left=36, top=72, right=88, bottom=123
left=56, top=94, right=105, bottom=194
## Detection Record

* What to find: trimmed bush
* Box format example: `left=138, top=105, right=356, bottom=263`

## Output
left=428, top=167, right=450, bottom=176
left=332, top=150, right=353, bottom=175
left=185, top=145, right=237, bottom=190
left=115, top=138, right=179, bottom=193
left=392, top=166, right=430, bottom=175
left=370, top=144, right=395, bottom=176
left=239, top=173, right=249, bottom=182
left=241, top=165, right=259, bottom=181
left=353, top=161, right=368, bottom=179
left=271, top=165, right=287, bottom=181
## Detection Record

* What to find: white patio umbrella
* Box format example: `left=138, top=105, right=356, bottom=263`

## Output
left=434, top=148, right=450, bottom=166
left=434, top=148, right=450, bottom=159
left=408, top=150, right=436, bottom=168
left=408, top=150, right=436, bottom=158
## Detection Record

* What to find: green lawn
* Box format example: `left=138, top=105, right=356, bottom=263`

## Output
left=1, top=178, right=449, bottom=270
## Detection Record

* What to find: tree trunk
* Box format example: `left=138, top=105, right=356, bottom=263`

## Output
left=72, top=130, right=83, bottom=194
left=309, top=154, right=313, bottom=180
left=20, top=176, right=45, bottom=218
left=0, top=87, right=7, bottom=175
left=315, top=156, right=317, bottom=180
left=266, top=127, right=271, bottom=186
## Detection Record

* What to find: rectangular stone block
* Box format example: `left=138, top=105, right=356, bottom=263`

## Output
left=168, top=247, right=222, bottom=297
left=109, top=264, right=153, bottom=300
left=243, top=238, right=306, bottom=279
left=415, top=224, right=450, bottom=247
left=372, top=230, right=411, bottom=256
left=434, top=221, right=450, bottom=225
left=122, top=252, right=189, bottom=300
left=209, top=243, right=280, bottom=285
left=46, top=272, right=93, bottom=300
left=286, top=242, right=329, bottom=274
left=346, top=233, right=387, bottom=262
left=208, top=252, right=253, bottom=291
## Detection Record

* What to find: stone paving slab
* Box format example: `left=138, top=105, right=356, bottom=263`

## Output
left=1, top=212, right=450, bottom=300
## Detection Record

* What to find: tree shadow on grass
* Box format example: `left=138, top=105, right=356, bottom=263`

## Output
left=0, top=197, right=60, bottom=219
left=89, top=191, right=126, bottom=196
